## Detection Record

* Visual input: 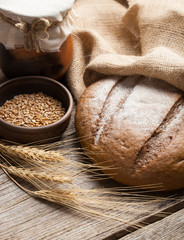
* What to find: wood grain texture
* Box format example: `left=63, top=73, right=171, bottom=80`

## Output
left=0, top=70, right=184, bottom=240
left=0, top=108, right=184, bottom=240
left=121, top=209, right=184, bottom=240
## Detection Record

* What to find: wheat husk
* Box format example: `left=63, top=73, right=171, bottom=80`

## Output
left=0, top=138, right=174, bottom=228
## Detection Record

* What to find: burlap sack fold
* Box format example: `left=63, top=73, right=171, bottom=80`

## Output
left=68, top=0, right=184, bottom=100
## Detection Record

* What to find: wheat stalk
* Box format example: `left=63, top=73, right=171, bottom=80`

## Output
left=0, top=139, right=173, bottom=227
left=0, top=142, right=70, bottom=164
left=1, top=165, right=72, bottom=184
left=0, top=142, right=91, bottom=175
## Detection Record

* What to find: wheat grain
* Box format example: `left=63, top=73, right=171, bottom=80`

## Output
left=4, top=166, right=72, bottom=184
left=0, top=139, right=173, bottom=226
left=0, top=92, right=65, bottom=127
left=0, top=143, right=70, bottom=164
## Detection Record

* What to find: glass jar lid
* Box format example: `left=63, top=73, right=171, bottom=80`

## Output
left=0, top=0, right=76, bottom=52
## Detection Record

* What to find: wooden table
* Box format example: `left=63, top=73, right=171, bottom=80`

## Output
left=0, top=70, right=184, bottom=240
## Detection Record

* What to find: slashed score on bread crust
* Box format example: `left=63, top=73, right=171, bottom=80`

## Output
left=75, top=76, right=184, bottom=191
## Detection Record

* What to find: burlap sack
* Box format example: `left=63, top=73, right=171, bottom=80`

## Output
left=68, top=0, right=184, bottom=100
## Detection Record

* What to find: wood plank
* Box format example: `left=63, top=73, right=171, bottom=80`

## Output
left=120, top=209, right=184, bottom=240
left=1, top=163, right=184, bottom=240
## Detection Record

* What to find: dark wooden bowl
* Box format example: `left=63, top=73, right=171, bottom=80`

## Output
left=0, top=76, right=73, bottom=143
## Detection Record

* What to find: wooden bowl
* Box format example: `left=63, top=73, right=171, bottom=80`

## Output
left=0, top=76, right=73, bottom=143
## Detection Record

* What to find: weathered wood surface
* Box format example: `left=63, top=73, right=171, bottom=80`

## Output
left=121, top=209, right=184, bottom=240
left=0, top=71, right=184, bottom=240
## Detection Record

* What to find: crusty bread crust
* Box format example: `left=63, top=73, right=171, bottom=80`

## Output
left=75, top=76, right=184, bottom=190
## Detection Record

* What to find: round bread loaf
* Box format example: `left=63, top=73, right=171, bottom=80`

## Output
left=75, top=76, right=184, bottom=191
